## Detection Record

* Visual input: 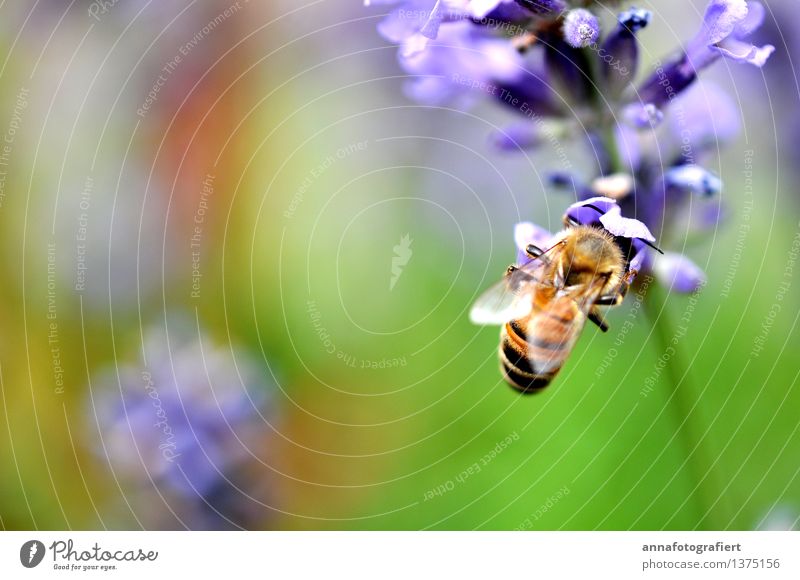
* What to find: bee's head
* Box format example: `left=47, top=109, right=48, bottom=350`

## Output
left=560, top=227, right=624, bottom=290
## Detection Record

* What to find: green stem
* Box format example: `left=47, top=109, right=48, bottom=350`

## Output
left=583, top=47, right=623, bottom=177
left=601, top=122, right=624, bottom=175
left=644, top=282, right=719, bottom=529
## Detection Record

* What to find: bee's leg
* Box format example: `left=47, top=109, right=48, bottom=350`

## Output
left=512, top=31, right=538, bottom=53
left=595, top=283, right=629, bottom=306
left=506, top=264, right=537, bottom=282
left=588, top=308, right=609, bottom=332
left=595, top=270, right=638, bottom=306
left=524, top=243, right=555, bottom=266
left=594, top=293, right=624, bottom=306
left=563, top=214, right=582, bottom=228
left=525, top=244, right=545, bottom=259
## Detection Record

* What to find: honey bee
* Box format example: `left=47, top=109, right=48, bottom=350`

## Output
left=470, top=206, right=658, bottom=394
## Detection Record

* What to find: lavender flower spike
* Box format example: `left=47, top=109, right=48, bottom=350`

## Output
left=368, top=0, right=772, bottom=295
left=90, top=321, right=273, bottom=529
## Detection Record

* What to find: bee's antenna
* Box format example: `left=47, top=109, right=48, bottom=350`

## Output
left=580, top=203, right=665, bottom=254
left=639, top=239, right=665, bottom=254
left=583, top=204, right=607, bottom=216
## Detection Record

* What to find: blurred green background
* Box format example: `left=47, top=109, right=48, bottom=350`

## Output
left=0, top=0, right=797, bottom=530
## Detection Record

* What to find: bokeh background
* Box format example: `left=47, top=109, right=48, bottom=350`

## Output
left=0, top=0, right=797, bottom=530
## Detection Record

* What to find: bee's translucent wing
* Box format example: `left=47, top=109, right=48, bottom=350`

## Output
left=469, top=260, right=548, bottom=326
left=469, top=280, right=533, bottom=325
left=522, top=281, right=606, bottom=376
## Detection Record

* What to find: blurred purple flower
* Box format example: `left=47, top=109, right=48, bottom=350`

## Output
left=490, top=121, right=546, bottom=152
left=371, top=0, right=471, bottom=56
left=623, top=103, right=664, bottom=129
left=90, top=320, right=274, bottom=529
left=664, top=165, right=723, bottom=198
left=514, top=220, right=554, bottom=265
left=652, top=252, right=707, bottom=293
left=399, top=20, right=524, bottom=106
left=667, top=82, right=741, bottom=158
left=489, top=117, right=569, bottom=152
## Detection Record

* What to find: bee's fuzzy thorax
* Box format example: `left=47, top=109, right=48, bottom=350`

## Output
left=552, top=225, right=625, bottom=294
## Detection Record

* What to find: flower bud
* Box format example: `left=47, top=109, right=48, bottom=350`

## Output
left=664, top=164, right=723, bottom=197
left=601, top=8, right=651, bottom=96
left=653, top=252, right=706, bottom=293
left=562, top=9, right=600, bottom=48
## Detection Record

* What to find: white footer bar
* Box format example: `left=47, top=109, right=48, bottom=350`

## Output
left=2, top=531, right=798, bottom=579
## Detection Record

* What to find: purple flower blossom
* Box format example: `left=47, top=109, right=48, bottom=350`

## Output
left=515, top=198, right=654, bottom=276
left=89, top=321, right=274, bottom=529
left=687, top=0, right=774, bottom=69
left=639, top=1, right=773, bottom=106
left=585, top=201, right=655, bottom=243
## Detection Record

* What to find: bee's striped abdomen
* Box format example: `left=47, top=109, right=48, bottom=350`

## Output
left=499, top=299, right=580, bottom=394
